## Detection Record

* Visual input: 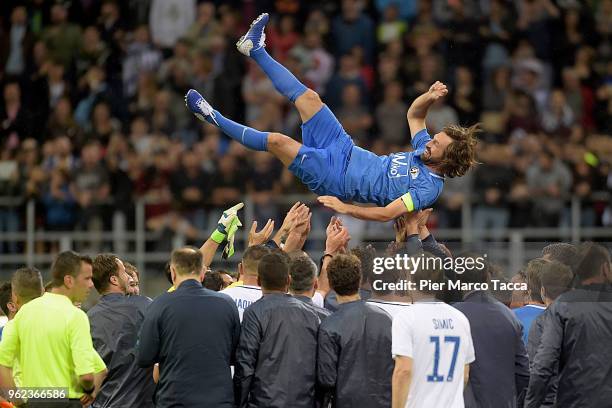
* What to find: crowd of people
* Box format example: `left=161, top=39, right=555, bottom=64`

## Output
left=0, top=201, right=610, bottom=407
left=0, top=0, right=611, bottom=254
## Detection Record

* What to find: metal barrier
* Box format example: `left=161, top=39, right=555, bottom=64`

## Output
left=0, top=195, right=611, bottom=287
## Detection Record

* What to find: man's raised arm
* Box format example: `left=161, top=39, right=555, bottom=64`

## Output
left=318, top=196, right=407, bottom=222
left=406, top=81, right=448, bottom=137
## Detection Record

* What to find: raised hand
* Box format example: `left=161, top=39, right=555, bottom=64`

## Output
left=428, top=81, right=448, bottom=100
left=248, top=219, right=275, bottom=247
left=318, top=196, right=348, bottom=214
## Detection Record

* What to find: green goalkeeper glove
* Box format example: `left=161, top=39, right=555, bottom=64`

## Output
left=210, top=202, right=244, bottom=259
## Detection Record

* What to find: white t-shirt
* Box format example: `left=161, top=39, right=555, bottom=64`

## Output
left=313, top=291, right=324, bottom=308
left=221, top=285, right=262, bottom=321
left=392, top=302, right=475, bottom=408
left=222, top=285, right=324, bottom=320
left=366, top=299, right=411, bottom=319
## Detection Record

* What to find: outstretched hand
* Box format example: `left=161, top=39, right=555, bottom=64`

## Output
left=248, top=219, right=274, bottom=247
left=318, top=196, right=348, bottom=214
left=428, top=81, right=448, bottom=100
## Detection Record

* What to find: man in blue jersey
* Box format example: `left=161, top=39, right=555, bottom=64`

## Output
left=186, top=13, right=478, bottom=221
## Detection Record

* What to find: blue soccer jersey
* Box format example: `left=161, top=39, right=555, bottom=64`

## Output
left=344, top=129, right=445, bottom=208
left=514, top=304, right=546, bottom=345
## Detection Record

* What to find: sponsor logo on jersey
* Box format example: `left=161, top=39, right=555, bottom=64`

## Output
left=389, top=152, right=409, bottom=178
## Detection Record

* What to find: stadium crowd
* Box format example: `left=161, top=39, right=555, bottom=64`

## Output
left=0, top=202, right=610, bottom=408
left=1, top=0, right=612, bottom=254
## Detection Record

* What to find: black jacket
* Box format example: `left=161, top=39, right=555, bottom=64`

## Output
left=317, top=300, right=393, bottom=408
left=88, top=294, right=154, bottom=408
left=526, top=309, right=556, bottom=407
left=525, top=283, right=612, bottom=408
left=294, top=294, right=331, bottom=320
left=453, top=291, right=530, bottom=408
left=234, top=293, right=321, bottom=408
left=136, top=280, right=240, bottom=408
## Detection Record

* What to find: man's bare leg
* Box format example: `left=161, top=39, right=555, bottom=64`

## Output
left=267, top=133, right=302, bottom=167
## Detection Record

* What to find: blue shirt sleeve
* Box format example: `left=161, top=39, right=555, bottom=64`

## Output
left=400, top=184, right=438, bottom=212
left=411, top=129, right=431, bottom=151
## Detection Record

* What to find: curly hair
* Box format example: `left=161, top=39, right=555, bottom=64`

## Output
left=327, top=254, right=361, bottom=296
left=439, top=124, right=479, bottom=178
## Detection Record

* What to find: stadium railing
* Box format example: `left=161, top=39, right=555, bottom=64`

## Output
left=0, top=195, right=610, bottom=290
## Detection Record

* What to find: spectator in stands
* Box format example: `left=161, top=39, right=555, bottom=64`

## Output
left=124, top=261, right=141, bottom=296
left=72, top=141, right=110, bottom=231
left=294, top=31, right=334, bottom=96
left=318, top=254, right=393, bottom=407
left=122, top=25, right=162, bottom=98
left=170, top=150, right=210, bottom=230
left=42, top=167, right=77, bottom=231
left=137, top=247, right=240, bottom=407
left=472, top=162, right=513, bottom=239
left=375, top=80, right=407, bottom=146
left=453, top=256, right=530, bottom=408
left=0, top=252, right=106, bottom=405
left=526, top=243, right=612, bottom=407
left=0, top=5, right=33, bottom=78
left=337, top=83, right=372, bottom=143
left=525, top=260, right=573, bottom=407
left=149, top=0, right=195, bottom=51
left=42, top=2, right=82, bottom=68
left=526, top=149, right=573, bottom=227
left=325, top=54, right=368, bottom=110
left=514, top=258, right=548, bottom=344
left=1, top=81, right=30, bottom=152
left=234, top=251, right=321, bottom=408
left=392, top=254, right=474, bottom=408
left=331, top=0, right=375, bottom=63
left=541, top=89, right=575, bottom=135
left=88, top=254, right=154, bottom=408
left=288, top=251, right=329, bottom=319
left=184, top=2, right=221, bottom=52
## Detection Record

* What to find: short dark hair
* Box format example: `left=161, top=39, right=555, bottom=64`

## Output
left=574, top=242, right=610, bottom=282
left=51, top=251, right=92, bottom=286
left=92, top=254, right=121, bottom=293
left=350, top=244, right=376, bottom=286
left=542, top=243, right=578, bottom=269
left=12, top=267, right=43, bottom=304
left=242, top=245, right=271, bottom=276
left=0, top=282, right=12, bottom=316
left=525, top=258, right=549, bottom=303
left=540, top=261, right=573, bottom=300
left=258, top=251, right=290, bottom=291
left=124, top=261, right=139, bottom=279
left=411, top=254, right=444, bottom=295
left=171, top=247, right=203, bottom=276
left=289, top=254, right=318, bottom=293
left=203, top=271, right=224, bottom=291
left=327, top=254, right=361, bottom=296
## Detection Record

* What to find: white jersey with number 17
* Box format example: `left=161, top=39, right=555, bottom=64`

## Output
left=392, top=302, right=475, bottom=408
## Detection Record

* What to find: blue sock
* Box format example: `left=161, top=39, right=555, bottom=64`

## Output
left=251, top=48, right=307, bottom=102
left=208, top=110, right=268, bottom=151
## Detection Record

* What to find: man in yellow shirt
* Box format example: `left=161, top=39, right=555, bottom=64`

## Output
left=0, top=251, right=107, bottom=407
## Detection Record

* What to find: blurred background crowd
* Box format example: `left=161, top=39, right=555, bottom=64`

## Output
left=0, top=0, right=611, bottom=255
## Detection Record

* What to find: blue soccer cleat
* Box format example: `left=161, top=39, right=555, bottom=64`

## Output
left=236, top=13, right=269, bottom=56
left=185, top=89, right=217, bottom=125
